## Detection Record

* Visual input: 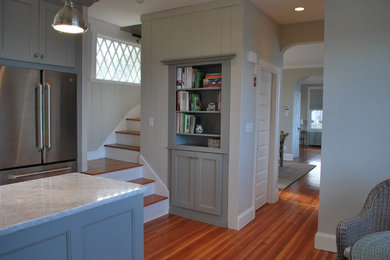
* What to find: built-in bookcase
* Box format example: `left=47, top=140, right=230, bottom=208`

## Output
left=164, top=55, right=234, bottom=154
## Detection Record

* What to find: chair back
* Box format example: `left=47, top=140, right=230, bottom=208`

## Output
left=363, top=179, right=390, bottom=232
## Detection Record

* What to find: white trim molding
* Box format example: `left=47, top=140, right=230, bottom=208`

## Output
left=237, top=207, right=255, bottom=230
left=258, top=59, right=282, bottom=206
left=314, top=232, right=337, bottom=253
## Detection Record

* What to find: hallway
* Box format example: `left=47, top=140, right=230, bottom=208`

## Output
left=144, top=146, right=335, bottom=259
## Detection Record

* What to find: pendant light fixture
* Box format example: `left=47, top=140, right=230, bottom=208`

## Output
left=52, top=0, right=88, bottom=34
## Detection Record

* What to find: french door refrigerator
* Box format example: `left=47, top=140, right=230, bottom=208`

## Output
left=0, top=65, right=77, bottom=185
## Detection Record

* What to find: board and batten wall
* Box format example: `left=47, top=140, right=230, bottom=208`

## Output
left=86, top=18, right=141, bottom=152
left=315, top=0, right=390, bottom=252
left=141, top=0, right=282, bottom=229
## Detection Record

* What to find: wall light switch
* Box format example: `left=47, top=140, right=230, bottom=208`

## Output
left=149, top=117, right=154, bottom=127
left=245, top=122, right=254, bottom=133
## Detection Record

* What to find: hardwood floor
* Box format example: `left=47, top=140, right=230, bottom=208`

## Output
left=144, top=146, right=336, bottom=260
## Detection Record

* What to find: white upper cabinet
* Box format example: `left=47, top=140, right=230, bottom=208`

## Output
left=39, top=0, right=75, bottom=67
left=0, top=0, right=39, bottom=62
left=0, top=0, right=76, bottom=67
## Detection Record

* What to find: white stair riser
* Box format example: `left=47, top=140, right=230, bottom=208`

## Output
left=105, top=147, right=140, bottom=163
left=144, top=199, right=169, bottom=223
left=116, top=134, right=140, bottom=146
left=142, top=182, right=155, bottom=197
left=126, top=120, right=141, bottom=132
left=97, top=167, right=142, bottom=182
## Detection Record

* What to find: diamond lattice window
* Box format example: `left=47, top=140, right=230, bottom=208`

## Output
left=96, top=36, right=141, bottom=84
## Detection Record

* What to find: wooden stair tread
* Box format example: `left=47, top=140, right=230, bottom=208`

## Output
left=82, top=158, right=142, bottom=175
left=128, top=178, right=155, bottom=185
left=126, top=118, right=141, bottom=121
left=104, top=143, right=140, bottom=151
left=115, top=130, right=141, bottom=136
left=144, top=194, right=168, bottom=207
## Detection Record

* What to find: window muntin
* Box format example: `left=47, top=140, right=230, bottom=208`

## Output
left=96, top=36, right=141, bottom=84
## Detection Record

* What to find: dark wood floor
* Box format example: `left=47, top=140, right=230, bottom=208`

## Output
left=144, top=146, right=336, bottom=260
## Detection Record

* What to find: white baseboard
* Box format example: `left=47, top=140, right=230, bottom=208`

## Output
left=139, top=155, right=169, bottom=197
left=237, top=207, right=255, bottom=230
left=314, top=232, right=337, bottom=253
left=283, top=153, right=294, bottom=161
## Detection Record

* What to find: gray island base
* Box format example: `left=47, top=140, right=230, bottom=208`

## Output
left=0, top=173, right=146, bottom=260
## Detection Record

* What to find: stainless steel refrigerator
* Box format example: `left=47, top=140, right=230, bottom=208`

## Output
left=0, top=65, right=77, bottom=185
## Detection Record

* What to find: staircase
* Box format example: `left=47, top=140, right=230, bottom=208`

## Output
left=83, top=118, right=168, bottom=223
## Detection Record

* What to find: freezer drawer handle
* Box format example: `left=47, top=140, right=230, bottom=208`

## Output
left=45, top=83, right=52, bottom=151
left=8, top=167, right=72, bottom=180
left=36, top=83, right=44, bottom=151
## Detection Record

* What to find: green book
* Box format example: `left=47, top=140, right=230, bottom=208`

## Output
left=194, top=71, right=204, bottom=88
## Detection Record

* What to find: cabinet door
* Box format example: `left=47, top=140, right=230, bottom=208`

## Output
left=39, top=0, right=76, bottom=67
left=171, top=150, right=196, bottom=210
left=0, top=0, right=39, bottom=62
left=194, top=152, right=222, bottom=215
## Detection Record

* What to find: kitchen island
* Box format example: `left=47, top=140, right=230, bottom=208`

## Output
left=0, top=173, right=146, bottom=260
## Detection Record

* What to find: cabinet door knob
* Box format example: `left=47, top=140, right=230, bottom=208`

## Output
left=40, top=54, right=45, bottom=59
left=33, top=53, right=38, bottom=58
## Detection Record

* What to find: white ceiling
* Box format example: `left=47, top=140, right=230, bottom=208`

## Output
left=88, top=0, right=324, bottom=27
left=283, top=43, right=324, bottom=69
left=252, top=0, right=324, bottom=25
left=88, top=0, right=215, bottom=27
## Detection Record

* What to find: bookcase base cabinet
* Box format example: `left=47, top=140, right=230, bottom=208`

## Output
left=170, top=149, right=228, bottom=227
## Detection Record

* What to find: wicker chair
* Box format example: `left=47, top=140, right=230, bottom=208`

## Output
left=336, top=179, right=390, bottom=260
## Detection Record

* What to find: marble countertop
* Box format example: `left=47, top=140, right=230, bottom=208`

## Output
left=0, top=173, right=146, bottom=236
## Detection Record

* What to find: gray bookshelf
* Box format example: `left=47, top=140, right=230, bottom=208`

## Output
left=166, top=57, right=232, bottom=154
left=164, top=55, right=234, bottom=227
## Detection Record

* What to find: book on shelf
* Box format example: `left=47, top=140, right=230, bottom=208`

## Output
left=203, top=73, right=222, bottom=88
left=194, top=71, right=204, bottom=88
left=176, top=67, right=183, bottom=89
left=176, top=66, right=206, bottom=89
left=217, top=91, right=221, bottom=111
left=176, top=113, right=196, bottom=134
left=177, top=91, right=202, bottom=112
left=205, top=73, right=222, bottom=79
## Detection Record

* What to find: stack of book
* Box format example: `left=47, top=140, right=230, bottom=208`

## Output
left=176, top=67, right=204, bottom=89
left=203, top=73, right=222, bottom=88
left=177, top=113, right=196, bottom=134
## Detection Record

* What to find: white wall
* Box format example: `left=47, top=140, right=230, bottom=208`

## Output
left=140, top=0, right=282, bottom=229
left=236, top=0, right=282, bottom=223
left=279, top=68, right=323, bottom=156
left=316, top=0, right=390, bottom=252
left=86, top=18, right=141, bottom=151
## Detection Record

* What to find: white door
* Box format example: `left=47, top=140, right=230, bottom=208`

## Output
left=255, top=71, right=272, bottom=210
left=292, top=87, right=301, bottom=158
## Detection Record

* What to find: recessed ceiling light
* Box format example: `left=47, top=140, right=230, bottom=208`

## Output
left=294, top=7, right=305, bottom=12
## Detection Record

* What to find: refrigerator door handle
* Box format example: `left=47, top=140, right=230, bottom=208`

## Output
left=36, top=83, right=44, bottom=151
left=8, top=167, right=72, bottom=180
left=45, top=83, right=52, bottom=151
